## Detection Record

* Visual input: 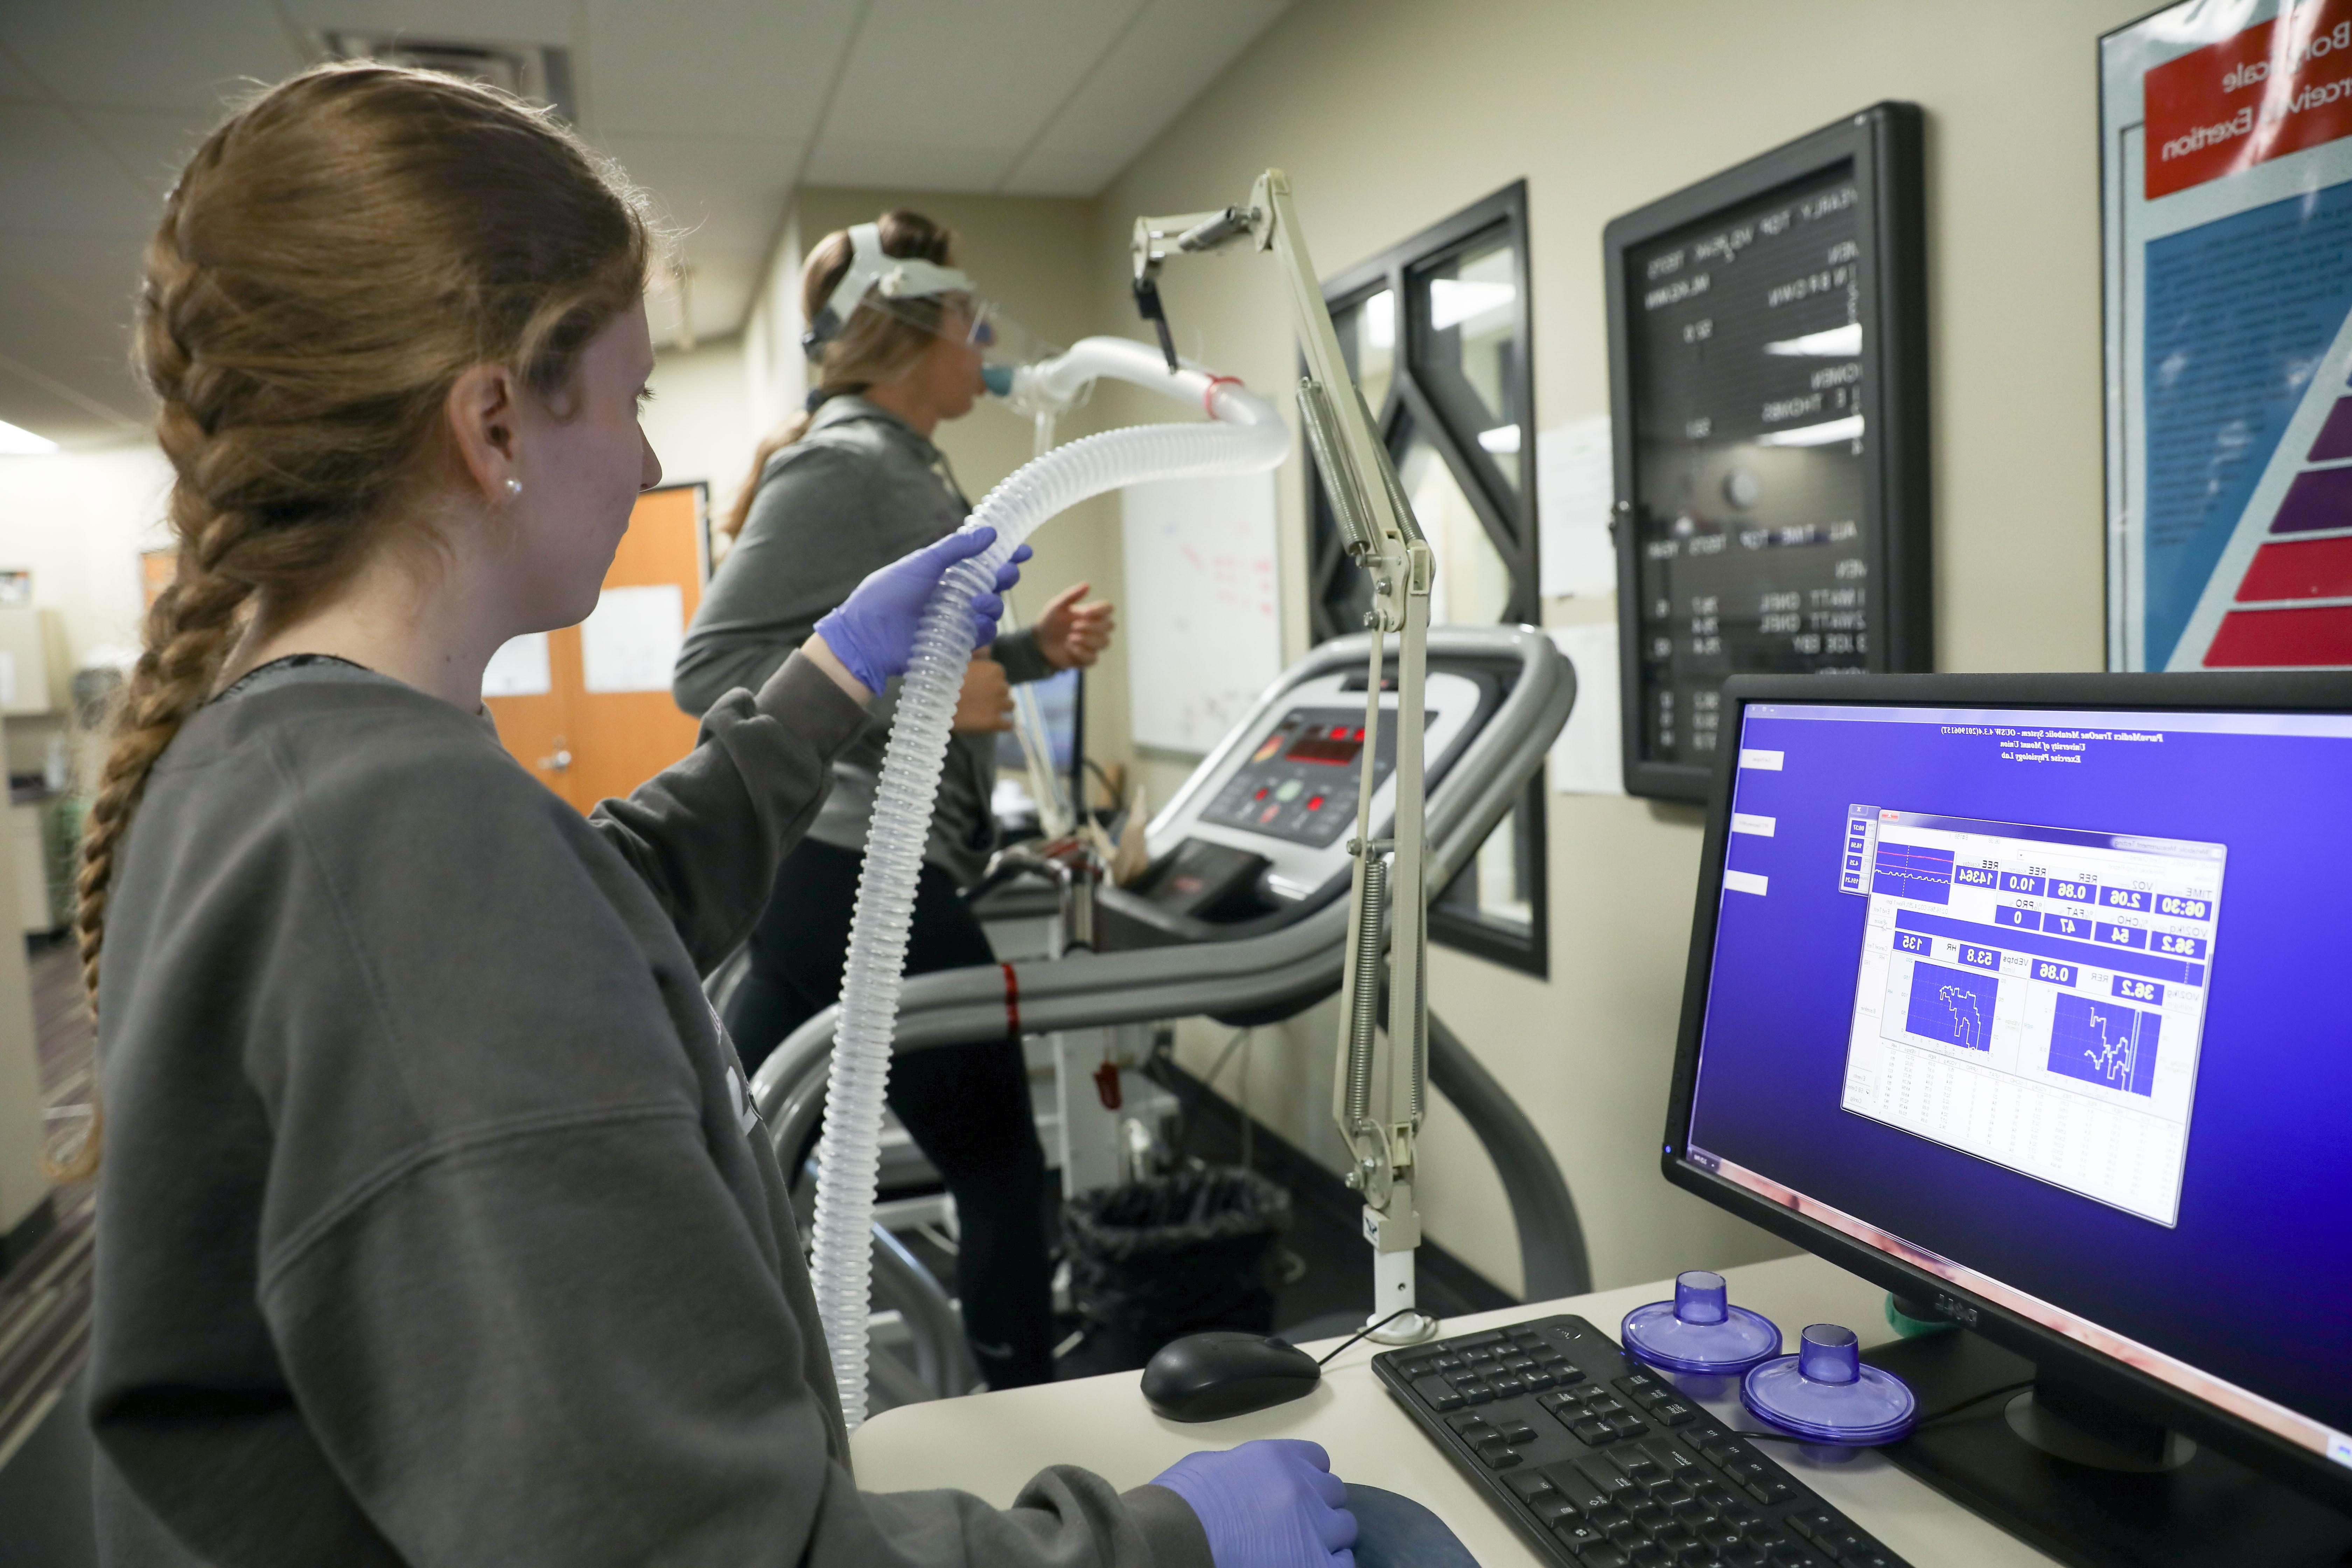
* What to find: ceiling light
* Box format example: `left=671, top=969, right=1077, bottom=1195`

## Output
left=1756, top=415, right=1864, bottom=448
left=0, top=420, right=59, bottom=456
left=1764, top=324, right=1862, bottom=357
left=1478, top=424, right=1522, bottom=455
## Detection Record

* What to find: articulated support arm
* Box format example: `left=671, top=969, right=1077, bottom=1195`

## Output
left=1135, top=172, right=1438, bottom=1344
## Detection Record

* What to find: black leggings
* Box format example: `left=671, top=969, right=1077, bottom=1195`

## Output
left=724, top=837, right=1054, bottom=1390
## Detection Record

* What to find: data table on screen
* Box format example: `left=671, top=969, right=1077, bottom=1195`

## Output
left=1835, top=805, right=2224, bottom=1226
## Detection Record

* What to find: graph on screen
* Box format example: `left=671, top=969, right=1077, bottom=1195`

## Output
left=1903, top=961, right=1996, bottom=1051
left=1838, top=805, right=2221, bottom=1225
left=2048, top=994, right=2162, bottom=1097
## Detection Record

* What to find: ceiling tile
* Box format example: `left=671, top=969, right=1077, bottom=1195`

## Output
left=602, top=134, right=798, bottom=260
left=0, top=304, right=150, bottom=433
left=0, top=105, right=156, bottom=237
left=584, top=0, right=864, bottom=142
left=80, top=106, right=220, bottom=198
left=0, top=0, right=303, bottom=112
left=0, top=234, right=149, bottom=332
left=1001, top=0, right=1289, bottom=196
left=0, top=44, right=49, bottom=103
left=812, top=0, right=1147, bottom=182
left=603, top=134, right=797, bottom=347
left=0, top=373, right=138, bottom=450
left=802, top=137, right=1023, bottom=194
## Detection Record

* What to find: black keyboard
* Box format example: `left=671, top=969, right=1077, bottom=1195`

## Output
left=1372, top=1314, right=1910, bottom=1568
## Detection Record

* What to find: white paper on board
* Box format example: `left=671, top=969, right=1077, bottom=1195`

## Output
left=482, top=632, right=552, bottom=698
left=1121, top=469, right=1282, bottom=754
left=1546, top=622, right=1624, bottom=796
left=1537, top=416, right=1616, bottom=600
left=580, top=583, right=685, bottom=694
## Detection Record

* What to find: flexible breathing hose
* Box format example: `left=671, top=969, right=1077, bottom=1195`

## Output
left=809, top=339, right=1287, bottom=1426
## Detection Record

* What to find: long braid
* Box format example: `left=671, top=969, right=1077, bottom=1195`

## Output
left=63, top=61, right=654, bottom=1178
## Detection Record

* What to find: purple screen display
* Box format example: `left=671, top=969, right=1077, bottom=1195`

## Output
left=1685, top=703, right=2352, bottom=1435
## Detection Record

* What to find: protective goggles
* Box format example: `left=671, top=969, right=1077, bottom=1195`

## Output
left=800, top=222, right=1055, bottom=394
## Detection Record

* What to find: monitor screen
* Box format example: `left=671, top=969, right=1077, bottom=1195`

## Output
left=1678, top=696, right=2352, bottom=1477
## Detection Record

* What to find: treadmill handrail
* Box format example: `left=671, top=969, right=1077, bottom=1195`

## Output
left=752, top=626, right=1567, bottom=1091
left=746, top=625, right=1577, bottom=1297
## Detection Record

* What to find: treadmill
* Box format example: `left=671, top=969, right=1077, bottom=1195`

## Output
left=726, top=624, right=1583, bottom=1399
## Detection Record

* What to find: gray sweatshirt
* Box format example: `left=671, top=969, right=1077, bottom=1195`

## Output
left=672, top=395, right=1056, bottom=889
left=86, top=655, right=1207, bottom=1568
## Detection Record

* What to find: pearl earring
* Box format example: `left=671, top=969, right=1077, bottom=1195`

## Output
left=504, top=478, right=523, bottom=497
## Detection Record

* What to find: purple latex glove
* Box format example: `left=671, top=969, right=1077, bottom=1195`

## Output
left=1150, top=1439, right=1357, bottom=1568
left=814, top=526, right=1031, bottom=693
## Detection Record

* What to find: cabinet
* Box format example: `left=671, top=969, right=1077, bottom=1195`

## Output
left=482, top=485, right=708, bottom=812
left=0, top=607, right=67, bottom=716
left=6, top=802, right=57, bottom=934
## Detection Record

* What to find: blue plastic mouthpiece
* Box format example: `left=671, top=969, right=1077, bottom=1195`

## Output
left=1619, top=1270, right=1782, bottom=1375
left=1677, top=1270, right=1729, bottom=1324
left=982, top=364, right=1015, bottom=397
left=1797, top=1323, right=1861, bottom=1384
left=1741, top=1321, right=1918, bottom=1445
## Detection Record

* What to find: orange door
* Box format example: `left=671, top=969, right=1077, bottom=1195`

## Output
left=486, top=484, right=708, bottom=812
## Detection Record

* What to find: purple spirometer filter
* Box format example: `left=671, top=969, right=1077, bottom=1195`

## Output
left=1620, top=1270, right=1783, bottom=1376
left=1741, top=1323, right=1919, bottom=1445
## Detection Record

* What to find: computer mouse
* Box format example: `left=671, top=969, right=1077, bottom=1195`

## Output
left=1141, top=1330, right=1322, bottom=1422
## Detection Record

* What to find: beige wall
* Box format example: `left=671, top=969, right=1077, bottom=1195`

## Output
left=1088, top=0, right=2154, bottom=1295
left=0, top=445, right=171, bottom=668
left=642, top=337, right=755, bottom=536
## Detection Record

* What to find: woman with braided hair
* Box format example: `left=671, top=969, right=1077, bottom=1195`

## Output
left=80, top=59, right=1354, bottom=1568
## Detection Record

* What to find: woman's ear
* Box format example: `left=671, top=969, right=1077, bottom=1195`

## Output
left=443, top=363, right=522, bottom=500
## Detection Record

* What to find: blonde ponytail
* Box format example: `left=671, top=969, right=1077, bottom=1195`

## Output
left=716, top=208, right=959, bottom=545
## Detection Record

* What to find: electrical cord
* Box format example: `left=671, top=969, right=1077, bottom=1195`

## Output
left=1084, top=757, right=1126, bottom=813
left=1311, top=1307, right=1423, bottom=1367
left=1168, top=1028, right=1253, bottom=1165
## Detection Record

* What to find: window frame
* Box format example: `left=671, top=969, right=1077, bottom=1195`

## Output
left=1307, top=181, right=1548, bottom=977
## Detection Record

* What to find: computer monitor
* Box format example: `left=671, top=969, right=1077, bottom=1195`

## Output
left=995, top=666, right=1086, bottom=820
left=1664, top=673, right=2352, bottom=1563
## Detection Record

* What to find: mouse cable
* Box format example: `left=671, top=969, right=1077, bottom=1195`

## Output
left=1313, top=1307, right=1423, bottom=1367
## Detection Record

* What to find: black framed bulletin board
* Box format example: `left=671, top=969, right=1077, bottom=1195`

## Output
left=1604, top=102, right=1931, bottom=802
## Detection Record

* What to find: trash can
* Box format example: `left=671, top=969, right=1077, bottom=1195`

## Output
left=1062, top=1167, right=1292, bottom=1371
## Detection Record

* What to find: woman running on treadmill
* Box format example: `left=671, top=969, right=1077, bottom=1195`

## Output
left=76, top=62, right=1351, bottom=1568
left=674, top=210, right=1111, bottom=1392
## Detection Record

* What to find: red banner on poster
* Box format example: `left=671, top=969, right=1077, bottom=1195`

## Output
left=2146, top=0, right=2352, bottom=198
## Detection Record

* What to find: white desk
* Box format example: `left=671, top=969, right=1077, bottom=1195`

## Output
left=852, top=1253, right=2063, bottom=1567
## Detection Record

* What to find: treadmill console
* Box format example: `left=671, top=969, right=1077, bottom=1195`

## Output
left=1141, top=666, right=1491, bottom=909
left=1195, top=707, right=1416, bottom=848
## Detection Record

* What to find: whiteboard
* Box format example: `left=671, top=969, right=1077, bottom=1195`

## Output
left=1121, top=469, right=1281, bottom=754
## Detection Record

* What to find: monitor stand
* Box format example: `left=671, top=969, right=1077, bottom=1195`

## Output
left=1862, top=1330, right=2352, bottom=1568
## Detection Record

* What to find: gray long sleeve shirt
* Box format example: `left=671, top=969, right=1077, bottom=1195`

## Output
left=672, top=395, right=1055, bottom=889
left=86, top=654, right=1207, bottom=1568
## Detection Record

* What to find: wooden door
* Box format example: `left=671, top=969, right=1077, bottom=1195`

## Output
left=485, top=484, right=708, bottom=812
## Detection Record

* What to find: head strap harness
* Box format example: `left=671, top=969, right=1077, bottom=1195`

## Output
left=800, top=222, right=976, bottom=362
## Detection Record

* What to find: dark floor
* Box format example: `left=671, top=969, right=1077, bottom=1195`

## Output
left=0, top=938, right=98, bottom=1568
